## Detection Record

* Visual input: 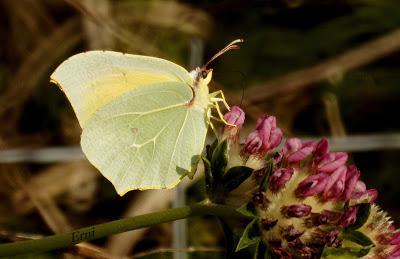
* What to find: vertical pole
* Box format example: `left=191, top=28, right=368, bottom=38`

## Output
left=172, top=38, right=204, bottom=259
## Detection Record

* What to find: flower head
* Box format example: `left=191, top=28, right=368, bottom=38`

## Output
left=215, top=107, right=392, bottom=259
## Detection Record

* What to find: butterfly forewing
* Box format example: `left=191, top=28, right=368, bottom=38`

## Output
left=51, top=51, right=192, bottom=127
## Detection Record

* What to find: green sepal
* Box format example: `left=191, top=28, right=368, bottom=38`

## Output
left=237, top=202, right=258, bottom=218
left=342, top=230, right=374, bottom=247
left=211, top=139, right=229, bottom=182
left=254, top=241, right=271, bottom=259
left=321, top=246, right=372, bottom=259
left=259, top=159, right=273, bottom=192
left=206, top=139, right=218, bottom=161
left=236, top=218, right=261, bottom=251
left=222, top=166, right=253, bottom=192
left=202, top=156, right=213, bottom=196
left=346, top=203, right=371, bottom=231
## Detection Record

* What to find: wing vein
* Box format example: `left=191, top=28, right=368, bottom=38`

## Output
left=107, top=102, right=186, bottom=121
left=161, top=109, right=189, bottom=186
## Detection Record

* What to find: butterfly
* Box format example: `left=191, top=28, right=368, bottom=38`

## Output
left=51, top=39, right=243, bottom=195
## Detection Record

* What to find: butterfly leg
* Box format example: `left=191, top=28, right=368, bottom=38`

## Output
left=209, top=90, right=230, bottom=111
left=210, top=102, right=236, bottom=127
left=208, top=118, right=219, bottom=137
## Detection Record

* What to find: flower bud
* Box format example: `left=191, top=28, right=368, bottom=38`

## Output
left=314, top=138, right=329, bottom=158
left=283, top=138, right=316, bottom=164
left=271, top=247, right=293, bottom=258
left=323, top=166, right=347, bottom=199
left=223, top=106, right=245, bottom=127
left=338, top=206, right=358, bottom=227
left=314, top=152, right=348, bottom=173
left=269, top=168, right=294, bottom=191
left=281, top=204, right=312, bottom=218
left=295, top=172, right=329, bottom=198
left=389, top=246, right=400, bottom=258
left=282, top=225, right=304, bottom=241
left=244, top=131, right=262, bottom=154
left=366, top=189, right=378, bottom=203
left=244, top=115, right=282, bottom=154
left=324, top=229, right=341, bottom=247
left=350, top=180, right=366, bottom=199
left=343, top=165, right=360, bottom=200
left=384, top=232, right=400, bottom=245
left=308, top=210, right=341, bottom=226
left=252, top=191, right=269, bottom=209
left=223, top=106, right=245, bottom=141
left=261, top=218, right=278, bottom=231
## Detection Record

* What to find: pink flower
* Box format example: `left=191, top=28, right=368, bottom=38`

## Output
left=223, top=106, right=245, bottom=141
left=295, top=172, right=329, bottom=197
left=309, top=210, right=341, bottom=226
left=338, top=206, right=358, bottom=227
left=389, top=246, right=400, bottom=259
left=343, top=165, right=360, bottom=200
left=223, top=106, right=245, bottom=127
left=314, top=138, right=329, bottom=158
left=350, top=180, right=367, bottom=199
left=323, top=166, right=347, bottom=200
left=244, top=131, right=263, bottom=154
left=244, top=115, right=282, bottom=154
left=282, top=204, right=312, bottom=218
left=269, top=168, right=294, bottom=191
left=252, top=191, right=269, bottom=209
left=314, top=152, right=348, bottom=173
left=366, top=189, right=378, bottom=203
left=382, top=231, right=400, bottom=245
left=324, top=229, right=341, bottom=247
left=283, top=138, right=316, bottom=164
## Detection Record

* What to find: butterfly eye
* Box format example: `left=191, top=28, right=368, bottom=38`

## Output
left=201, top=70, right=208, bottom=79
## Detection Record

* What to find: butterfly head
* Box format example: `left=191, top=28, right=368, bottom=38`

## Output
left=189, top=39, right=243, bottom=88
left=189, top=67, right=213, bottom=87
left=200, top=67, right=213, bottom=85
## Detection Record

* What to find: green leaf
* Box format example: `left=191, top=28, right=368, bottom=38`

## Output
left=222, top=166, right=253, bottom=192
left=254, top=241, right=271, bottom=259
left=236, top=218, right=261, bottom=251
left=259, top=159, right=273, bottom=192
left=237, top=202, right=257, bottom=218
left=346, top=203, right=371, bottom=230
left=342, top=230, right=374, bottom=247
left=321, top=246, right=372, bottom=259
left=202, top=156, right=213, bottom=196
left=211, top=139, right=229, bottom=181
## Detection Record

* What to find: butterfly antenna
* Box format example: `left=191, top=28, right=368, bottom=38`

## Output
left=235, top=70, right=247, bottom=107
left=204, top=39, right=244, bottom=69
left=240, top=81, right=245, bottom=107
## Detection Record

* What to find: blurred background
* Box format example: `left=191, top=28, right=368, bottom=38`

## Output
left=0, top=0, right=399, bottom=258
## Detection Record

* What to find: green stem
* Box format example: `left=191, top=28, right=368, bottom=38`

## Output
left=0, top=203, right=243, bottom=256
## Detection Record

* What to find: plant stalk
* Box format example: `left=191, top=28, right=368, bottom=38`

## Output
left=0, top=202, right=243, bottom=256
